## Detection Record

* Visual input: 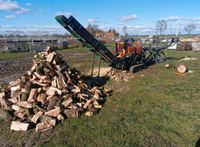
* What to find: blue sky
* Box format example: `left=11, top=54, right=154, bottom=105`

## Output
left=0, top=0, right=200, bottom=35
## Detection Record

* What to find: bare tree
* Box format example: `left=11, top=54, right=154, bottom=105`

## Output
left=184, top=24, right=196, bottom=35
left=155, top=20, right=167, bottom=35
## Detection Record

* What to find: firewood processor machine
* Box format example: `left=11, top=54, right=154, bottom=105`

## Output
left=55, top=15, right=177, bottom=76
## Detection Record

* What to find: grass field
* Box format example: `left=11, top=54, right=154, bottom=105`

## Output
left=0, top=48, right=200, bottom=146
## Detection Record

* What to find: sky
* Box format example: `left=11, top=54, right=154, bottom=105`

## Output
left=0, top=0, right=200, bottom=35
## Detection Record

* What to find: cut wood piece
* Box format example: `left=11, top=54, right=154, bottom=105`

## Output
left=0, top=92, right=5, bottom=98
left=10, top=85, right=20, bottom=92
left=9, top=79, right=21, bottom=87
left=45, top=107, right=60, bottom=117
left=31, top=111, right=43, bottom=123
left=27, top=89, right=38, bottom=102
left=57, top=114, right=64, bottom=121
left=64, top=109, right=79, bottom=118
left=46, top=87, right=62, bottom=96
left=165, top=63, right=170, bottom=68
left=56, top=64, right=66, bottom=71
left=93, top=101, right=102, bottom=109
left=62, top=98, right=73, bottom=108
left=71, top=85, right=81, bottom=93
left=83, top=100, right=91, bottom=109
left=35, top=122, right=53, bottom=132
left=11, top=90, right=20, bottom=99
left=31, top=80, right=48, bottom=87
left=10, top=121, right=29, bottom=131
left=85, top=111, right=93, bottom=117
left=177, top=64, right=187, bottom=74
left=14, top=112, right=26, bottom=120
left=40, top=115, right=54, bottom=123
left=8, top=97, right=17, bottom=104
left=17, top=101, right=34, bottom=109
left=12, top=105, right=20, bottom=111
left=37, top=93, right=47, bottom=103
left=51, top=79, right=57, bottom=88
left=46, top=52, right=56, bottom=63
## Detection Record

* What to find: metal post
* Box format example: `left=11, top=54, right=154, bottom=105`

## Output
left=91, top=52, right=96, bottom=77
left=97, top=57, right=102, bottom=77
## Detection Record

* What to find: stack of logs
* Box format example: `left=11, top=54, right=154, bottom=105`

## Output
left=0, top=47, right=111, bottom=132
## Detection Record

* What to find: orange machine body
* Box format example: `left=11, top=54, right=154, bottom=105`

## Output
left=116, top=40, right=143, bottom=58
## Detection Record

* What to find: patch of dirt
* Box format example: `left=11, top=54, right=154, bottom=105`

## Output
left=89, top=67, right=112, bottom=77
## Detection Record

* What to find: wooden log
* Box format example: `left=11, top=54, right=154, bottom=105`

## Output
left=31, top=111, right=43, bottom=123
left=17, top=101, right=34, bottom=109
left=10, top=85, right=20, bottom=92
left=46, top=52, right=56, bottom=63
left=9, top=79, right=21, bottom=87
left=83, top=100, right=91, bottom=109
left=57, top=114, right=64, bottom=121
left=37, top=93, right=47, bottom=103
left=93, top=101, right=102, bottom=109
left=35, top=122, right=52, bottom=132
left=46, top=87, right=62, bottom=96
left=14, top=112, right=26, bottom=120
left=177, top=64, right=187, bottom=74
left=0, top=92, right=5, bottom=98
left=45, top=107, right=60, bottom=117
left=64, top=109, right=79, bottom=118
left=85, top=111, right=93, bottom=117
left=62, top=98, right=73, bottom=108
left=27, top=89, right=38, bottom=102
left=35, top=118, right=56, bottom=132
left=10, top=121, right=29, bottom=131
left=12, top=105, right=20, bottom=111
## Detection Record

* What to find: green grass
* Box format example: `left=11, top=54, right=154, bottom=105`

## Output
left=1, top=49, right=200, bottom=146
left=0, top=51, right=33, bottom=60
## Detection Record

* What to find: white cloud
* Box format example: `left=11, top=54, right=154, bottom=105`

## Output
left=120, top=14, right=138, bottom=22
left=88, top=18, right=99, bottom=23
left=56, top=11, right=72, bottom=17
left=16, top=7, right=29, bottom=14
left=0, top=0, right=19, bottom=11
left=5, top=14, right=16, bottom=19
left=25, top=3, right=32, bottom=6
left=165, top=16, right=181, bottom=21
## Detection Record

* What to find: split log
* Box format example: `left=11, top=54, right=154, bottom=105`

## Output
left=83, top=100, right=91, bottom=109
left=17, top=101, right=34, bottom=109
left=64, top=109, right=79, bottom=118
left=31, top=111, right=43, bottom=123
left=10, top=121, right=29, bottom=131
left=45, top=107, right=60, bottom=117
left=62, top=98, right=73, bottom=108
left=27, top=89, right=38, bottom=102
left=35, top=122, right=52, bottom=132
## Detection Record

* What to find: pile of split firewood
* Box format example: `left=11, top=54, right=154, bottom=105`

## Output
left=0, top=47, right=111, bottom=132
left=106, top=68, right=128, bottom=81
